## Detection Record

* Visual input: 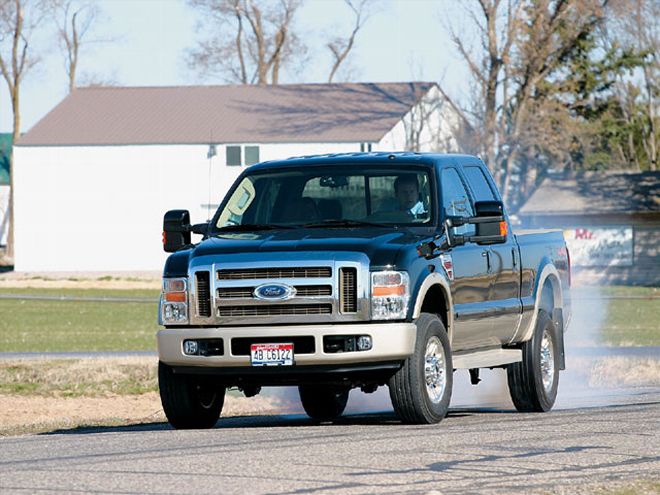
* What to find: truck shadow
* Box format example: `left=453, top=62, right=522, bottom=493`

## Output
left=41, top=409, right=494, bottom=436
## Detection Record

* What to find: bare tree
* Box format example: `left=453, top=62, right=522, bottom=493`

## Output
left=445, top=0, right=522, bottom=183
left=187, top=0, right=305, bottom=85
left=0, top=0, right=45, bottom=261
left=326, top=0, right=376, bottom=83
left=52, top=0, right=105, bottom=93
left=606, top=0, right=658, bottom=170
left=442, top=0, right=610, bottom=205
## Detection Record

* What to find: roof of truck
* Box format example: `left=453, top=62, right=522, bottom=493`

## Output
left=249, top=152, right=480, bottom=171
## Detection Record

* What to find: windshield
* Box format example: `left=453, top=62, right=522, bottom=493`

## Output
left=213, top=165, right=434, bottom=230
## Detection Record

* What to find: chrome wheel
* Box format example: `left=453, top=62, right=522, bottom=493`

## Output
left=540, top=329, right=555, bottom=393
left=424, top=336, right=446, bottom=404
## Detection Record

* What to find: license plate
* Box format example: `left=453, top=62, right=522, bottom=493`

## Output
left=250, top=343, right=294, bottom=366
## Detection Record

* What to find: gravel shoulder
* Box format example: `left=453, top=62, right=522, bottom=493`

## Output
left=0, top=271, right=161, bottom=290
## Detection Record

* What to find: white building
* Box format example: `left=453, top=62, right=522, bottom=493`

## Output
left=14, top=82, right=457, bottom=271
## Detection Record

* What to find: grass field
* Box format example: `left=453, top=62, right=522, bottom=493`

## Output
left=573, top=286, right=660, bottom=347
left=0, top=288, right=160, bottom=352
left=0, top=286, right=657, bottom=352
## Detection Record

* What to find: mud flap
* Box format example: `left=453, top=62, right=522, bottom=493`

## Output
left=552, top=308, right=566, bottom=370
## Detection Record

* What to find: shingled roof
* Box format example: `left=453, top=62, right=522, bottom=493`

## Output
left=17, top=82, right=437, bottom=146
left=519, top=170, right=660, bottom=216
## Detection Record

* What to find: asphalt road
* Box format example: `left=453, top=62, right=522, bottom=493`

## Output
left=1, top=383, right=658, bottom=495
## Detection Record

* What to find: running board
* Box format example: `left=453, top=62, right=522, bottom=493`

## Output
left=453, top=348, right=522, bottom=369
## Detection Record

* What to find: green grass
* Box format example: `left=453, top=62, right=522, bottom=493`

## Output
left=0, top=288, right=160, bottom=352
left=0, top=286, right=657, bottom=352
left=571, top=286, right=659, bottom=347
left=602, top=295, right=660, bottom=346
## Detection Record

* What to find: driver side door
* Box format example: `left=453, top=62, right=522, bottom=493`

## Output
left=440, top=167, right=494, bottom=351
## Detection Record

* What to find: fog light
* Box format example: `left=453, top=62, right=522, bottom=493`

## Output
left=357, top=335, right=372, bottom=351
left=183, top=340, right=198, bottom=355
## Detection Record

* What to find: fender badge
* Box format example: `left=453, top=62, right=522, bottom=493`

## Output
left=439, top=254, right=454, bottom=281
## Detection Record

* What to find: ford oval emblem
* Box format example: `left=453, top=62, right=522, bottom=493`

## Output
left=253, top=283, right=296, bottom=301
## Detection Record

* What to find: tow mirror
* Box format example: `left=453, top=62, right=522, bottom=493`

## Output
left=471, top=201, right=507, bottom=245
left=443, top=201, right=507, bottom=247
left=163, top=210, right=191, bottom=253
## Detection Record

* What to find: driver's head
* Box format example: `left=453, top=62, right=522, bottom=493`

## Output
left=394, top=174, right=419, bottom=210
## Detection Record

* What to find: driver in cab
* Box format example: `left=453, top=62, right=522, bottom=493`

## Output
left=394, top=174, right=426, bottom=217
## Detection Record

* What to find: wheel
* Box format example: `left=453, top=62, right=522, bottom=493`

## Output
left=507, top=309, right=559, bottom=412
left=388, top=313, right=453, bottom=424
left=158, top=362, right=225, bottom=429
left=298, top=385, right=350, bottom=420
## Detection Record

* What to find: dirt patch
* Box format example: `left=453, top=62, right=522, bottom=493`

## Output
left=0, top=392, right=293, bottom=436
left=565, top=355, right=660, bottom=389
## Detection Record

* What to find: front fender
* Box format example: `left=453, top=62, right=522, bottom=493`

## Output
left=411, top=272, right=454, bottom=345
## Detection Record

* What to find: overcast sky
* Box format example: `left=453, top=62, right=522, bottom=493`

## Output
left=0, top=0, right=470, bottom=133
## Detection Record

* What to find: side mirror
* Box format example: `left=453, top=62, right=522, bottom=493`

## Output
left=163, top=210, right=191, bottom=253
left=444, top=201, right=507, bottom=247
left=471, top=200, right=507, bottom=245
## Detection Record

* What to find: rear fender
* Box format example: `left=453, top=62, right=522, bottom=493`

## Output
left=518, top=261, right=564, bottom=343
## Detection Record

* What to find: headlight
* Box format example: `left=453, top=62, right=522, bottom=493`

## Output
left=160, top=277, right=188, bottom=324
left=371, top=271, right=409, bottom=320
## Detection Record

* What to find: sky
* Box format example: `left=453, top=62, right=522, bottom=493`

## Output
left=0, top=0, right=471, bottom=133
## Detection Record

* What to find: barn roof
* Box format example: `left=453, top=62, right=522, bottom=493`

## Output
left=17, top=82, right=437, bottom=147
left=519, top=170, right=660, bottom=216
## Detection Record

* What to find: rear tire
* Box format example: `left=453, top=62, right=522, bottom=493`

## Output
left=388, top=313, right=453, bottom=424
left=159, top=362, right=225, bottom=429
left=299, top=385, right=350, bottom=420
left=507, top=309, right=559, bottom=412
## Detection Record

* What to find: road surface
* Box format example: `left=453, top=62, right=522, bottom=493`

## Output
left=1, top=383, right=658, bottom=495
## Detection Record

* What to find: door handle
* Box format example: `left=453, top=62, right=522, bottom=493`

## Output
left=511, top=247, right=517, bottom=267
left=482, top=250, right=491, bottom=272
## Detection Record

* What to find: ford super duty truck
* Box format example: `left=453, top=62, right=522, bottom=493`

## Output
left=157, top=152, right=571, bottom=427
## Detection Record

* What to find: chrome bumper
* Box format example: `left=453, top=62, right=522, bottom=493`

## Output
left=157, top=322, right=416, bottom=367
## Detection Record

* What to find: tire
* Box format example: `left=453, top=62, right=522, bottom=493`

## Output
left=507, top=309, right=559, bottom=412
left=298, top=385, right=350, bottom=421
left=388, top=313, right=453, bottom=424
left=158, top=362, right=225, bottom=429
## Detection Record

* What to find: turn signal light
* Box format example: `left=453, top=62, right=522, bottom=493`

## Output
left=165, top=292, right=186, bottom=302
left=499, top=221, right=508, bottom=236
left=372, top=285, right=406, bottom=297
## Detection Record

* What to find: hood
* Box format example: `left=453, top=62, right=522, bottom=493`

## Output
left=189, top=227, right=431, bottom=269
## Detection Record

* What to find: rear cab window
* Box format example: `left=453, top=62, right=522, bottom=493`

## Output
left=463, top=164, right=497, bottom=202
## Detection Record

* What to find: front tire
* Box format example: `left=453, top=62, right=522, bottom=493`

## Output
left=159, top=362, right=225, bottom=429
left=507, top=309, right=559, bottom=412
left=298, top=385, right=350, bottom=421
left=388, top=313, right=453, bottom=424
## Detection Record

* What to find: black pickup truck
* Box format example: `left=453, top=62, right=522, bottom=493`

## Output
left=158, top=152, right=571, bottom=426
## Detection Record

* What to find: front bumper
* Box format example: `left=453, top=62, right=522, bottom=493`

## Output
left=157, top=322, right=416, bottom=368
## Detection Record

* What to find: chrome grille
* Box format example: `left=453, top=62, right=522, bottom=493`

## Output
left=340, top=267, right=357, bottom=313
left=217, top=287, right=253, bottom=299
left=217, top=267, right=332, bottom=280
left=195, top=271, right=212, bottom=317
left=297, top=285, right=332, bottom=297
left=218, top=304, right=332, bottom=317
left=217, top=285, right=332, bottom=299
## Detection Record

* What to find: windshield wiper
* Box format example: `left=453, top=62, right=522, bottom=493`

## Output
left=216, top=223, right=296, bottom=232
left=301, top=219, right=390, bottom=228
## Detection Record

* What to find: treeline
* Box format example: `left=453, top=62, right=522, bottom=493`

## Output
left=440, top=0, right=658, bottom=208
